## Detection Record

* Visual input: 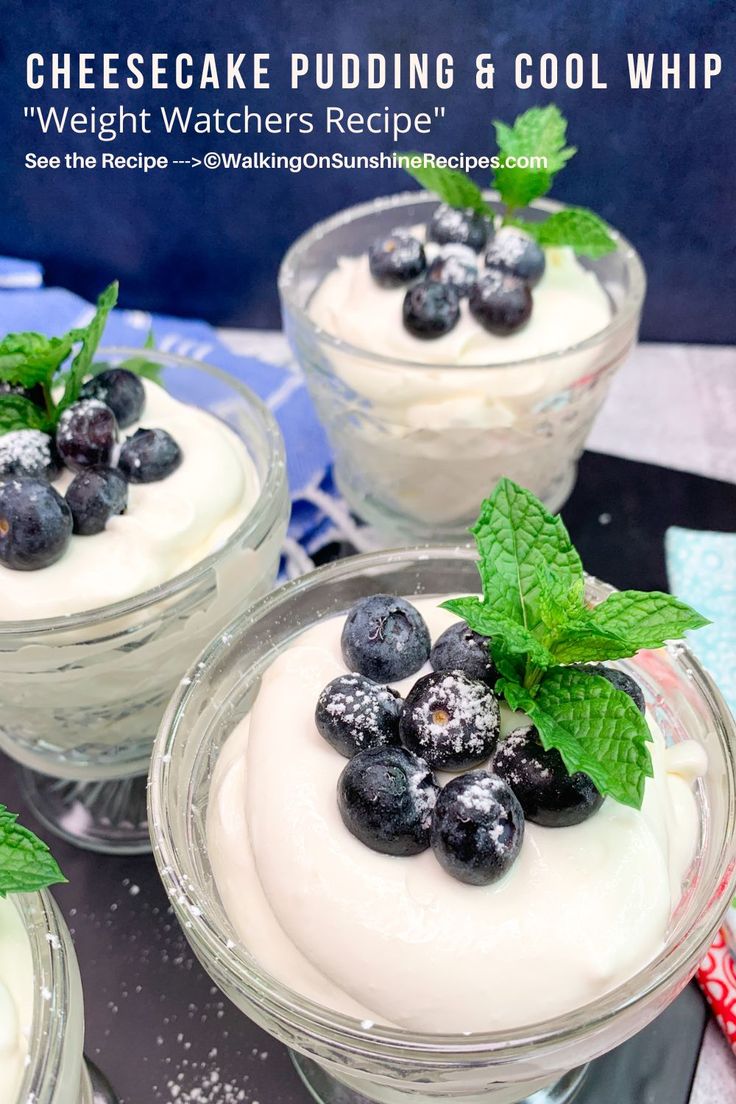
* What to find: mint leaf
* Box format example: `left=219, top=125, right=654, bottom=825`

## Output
left=512, top=208, right=616, bottom=258
left=496, top=674, right=533, bottom=713
left=59, top=281, right=119, bottom=412
left=442, top=596, right=554, bottom=670
left=400, top=154, right=491, bottom=214
left=586, top=590, right=711, bottom=649
left=450, top=477, right=707, bottom=811
left=548, top=625, right=634, bottom=665
left=0, top=332, right=75, bottom=389
left=470, top=478, right=583, bottom=634
left=522, top=667, right=654, bottom=809
left=0, top=805, right=66, bottom=897
left=493, top=105, right=576, bottom=212
left=0, top=394, right=50, bottom=433
left=536, top=564, right=586, bottom=629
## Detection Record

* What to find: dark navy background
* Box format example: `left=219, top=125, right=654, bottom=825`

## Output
left=0, top=1, right=733, bottom=338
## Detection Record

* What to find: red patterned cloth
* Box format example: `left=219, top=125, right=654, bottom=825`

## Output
left=697, top=929, right=736, bottom=1052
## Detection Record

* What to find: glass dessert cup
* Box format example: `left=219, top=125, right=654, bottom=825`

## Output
left=279, top=193, right=646, bottom=542
left=149, top=547, right=736, bottom=1104
left=14, top=889, right=116, bottom=1103
left=0, top=349, right=289, bottom=854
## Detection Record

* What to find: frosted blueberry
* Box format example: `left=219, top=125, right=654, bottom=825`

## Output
left=400, top=669, right=499, bottom=770
left=493, top=725, right=603, bottom=828
left=431, top=770, right=524, bottom=885
left=337, top=745, right=439, bottom=856
left=315, top=673, right=402, bottom=758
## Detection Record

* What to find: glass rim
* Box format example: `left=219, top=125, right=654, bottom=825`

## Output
left=14, top=889, right=75, bottom=1100
left=149, top=544, right=736, bottom=1061
left=0, top=346, right=287, bottom=637
left=278, top=190, right=647, bottom=373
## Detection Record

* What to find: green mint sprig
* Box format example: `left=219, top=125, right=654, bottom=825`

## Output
left=492, top=105, right=576, bottom=212
left=400, top=156, right=491, bottom=216
left=400, top=104, right=616, bottom=258
left=0, top=283, right=162, bottom=434
left=0, top=804, right=66, bottom=897
left=443, top=479, right=709, bottom=810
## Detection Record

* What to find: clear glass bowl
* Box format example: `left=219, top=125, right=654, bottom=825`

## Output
left=14, top=889, right=116, bottom=1104
left=279, top=193, right=646, bottom=541
left=149, top=547, right=736, bottom=1104
left=0, top=349, right=289, bottom=853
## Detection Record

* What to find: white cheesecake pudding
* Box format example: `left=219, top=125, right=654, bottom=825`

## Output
left=311, top=235, right=611, bottom=368
left=207, top=597, right=704, bottom=1034
left=0, top=380, right=260, bottom=619
left=282, top=197, right=643, bottom=536
left=0, top=351, right=287, bottom=811
left=0, top=897, right=33, bottom=1102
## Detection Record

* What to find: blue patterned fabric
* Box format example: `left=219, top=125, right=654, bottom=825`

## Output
left=0, top=259, right=347, bottom=576
left=666, top=526, right=736, bottom=716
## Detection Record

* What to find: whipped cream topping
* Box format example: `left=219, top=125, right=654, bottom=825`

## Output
left=0, top=380, right=260, bottom=619
left=208, top=599, right=704, bottom=1034
left=0, top=897, right=33, bottom=1103
left=302, top=224, right=625, bottom=532
left=309, top=232, right=612, bottom=367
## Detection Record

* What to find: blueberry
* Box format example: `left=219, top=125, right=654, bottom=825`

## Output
left=81, top=368, right=145, bottom=429
left=493, top=725, right=603, bottom=828
left=337, top=745, right=439, bottom=856
left=469, top=272, right=532, bottom=336
left=400, top=670, right=499, bottom=771
left=368, top=231, right=426, bottom=288
left=430, top=622, right=497, bottom=687
left=65, top=467, right=128, bottom=536
left=431, top=770, right=524, bottom=885
left=56, top=399, right=118, bottom=472
left=0, top=477, right=72, bottom=570
left=427, top=245, right=478, bottom=297
left=403, top=281, right=460, bottom=339
left=484, top=227, right=546, bottom=288
left=341, top=595, right=431, bottom=683
left=427, top=204, right=489, bottom=253
left=0, top=430, right=60, bottom=481
left=575, top=663, right=646, bottom=714
left=118, top=428, right=182, bottom=483
left=315, top=674, right=402, bottom=759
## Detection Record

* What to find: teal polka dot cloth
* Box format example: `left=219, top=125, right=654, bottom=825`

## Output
left=666, top=526, right=736, bottom=716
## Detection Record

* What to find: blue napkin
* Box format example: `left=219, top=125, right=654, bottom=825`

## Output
left=666, top=526, right=736, bottom=716
left=0, top=259, right=343, bottom=577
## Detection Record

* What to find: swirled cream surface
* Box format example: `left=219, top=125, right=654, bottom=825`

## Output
left=0, top=897, right=33, bottom=1103
left=309, top=237, right=612, bottom=370
left=0, top=381, right=260, bottom=619
left=208, top=599, right=705, bottom=1033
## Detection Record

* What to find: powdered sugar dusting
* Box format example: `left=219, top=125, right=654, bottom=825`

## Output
left=321, top=675, right=397, bottom=747
left=496, top=725, right=552, bottom=787
left=408, top=763, right=438, bottom=829
left=456, top=775, right=507, bottom=816
left=0, top=429, right=55, bottom=479
left=485, top=226, right=531, bottom=268
left=406, top=670, right=498, bottom=761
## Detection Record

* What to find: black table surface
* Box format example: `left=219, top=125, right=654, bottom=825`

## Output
left=4, top=451, right=736, bottom=1104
